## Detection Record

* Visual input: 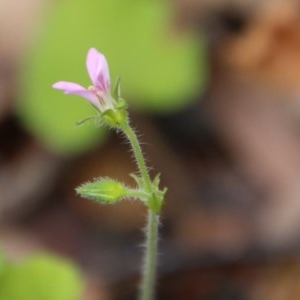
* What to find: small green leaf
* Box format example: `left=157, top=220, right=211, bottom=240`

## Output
left=76, top=178, right=127, bottom=203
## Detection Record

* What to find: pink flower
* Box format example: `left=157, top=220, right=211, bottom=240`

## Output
left=53, top=48, right=114, bottom=112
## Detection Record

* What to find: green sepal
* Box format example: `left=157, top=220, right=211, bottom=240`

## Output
left=116, top=98, right=127, bottom=110
left=76, top=178, right=127, bottom=204
left=102, top=108, right=127, bottom=127
left=76, top=115, right=99, bottom=126
left=112, top=75, right=121, bottom=100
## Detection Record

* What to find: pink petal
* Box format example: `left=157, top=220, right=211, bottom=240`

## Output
left=52, top=81, right=99, bottom=107
left=86, top=48, right=110, bottom=91
left=52, top=81, right=86, bottom=93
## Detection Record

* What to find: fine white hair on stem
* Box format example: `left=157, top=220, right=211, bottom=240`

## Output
left=117, top=124, right=153, bottom=175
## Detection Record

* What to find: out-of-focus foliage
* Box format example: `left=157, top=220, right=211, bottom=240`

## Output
left=18, top=0, right=207, bottom=154
left=0, top=254, right=82, bottom=300
left=0, top=250, right=4, bottom=277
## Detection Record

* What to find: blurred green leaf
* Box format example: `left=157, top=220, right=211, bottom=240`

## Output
left=18, top=0, right=207, bottom=154
left=0, top=249, right=5, bottom=277
left=0, top=254, right=82, bottom=300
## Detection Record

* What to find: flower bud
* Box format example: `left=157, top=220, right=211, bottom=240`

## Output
left=76, top=178, right=127, bottom=204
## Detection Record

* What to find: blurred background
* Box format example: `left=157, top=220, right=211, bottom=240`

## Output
left=2, top=0, right=300, bottom=299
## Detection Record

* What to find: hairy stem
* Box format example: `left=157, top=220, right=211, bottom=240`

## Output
left=120, top=122, right=152, bottom=191
left=139, top=210, right=159, bottom=300
left=120, top=121, right=160, bottom=300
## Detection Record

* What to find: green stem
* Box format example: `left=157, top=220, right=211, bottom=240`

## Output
left=139, top=210, right=159, bottom=300
left=120, top=122, right=152, bottom=191
left=125, top=189, right=150, bottom=201
left=120, top=121, right=160, bottom=300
